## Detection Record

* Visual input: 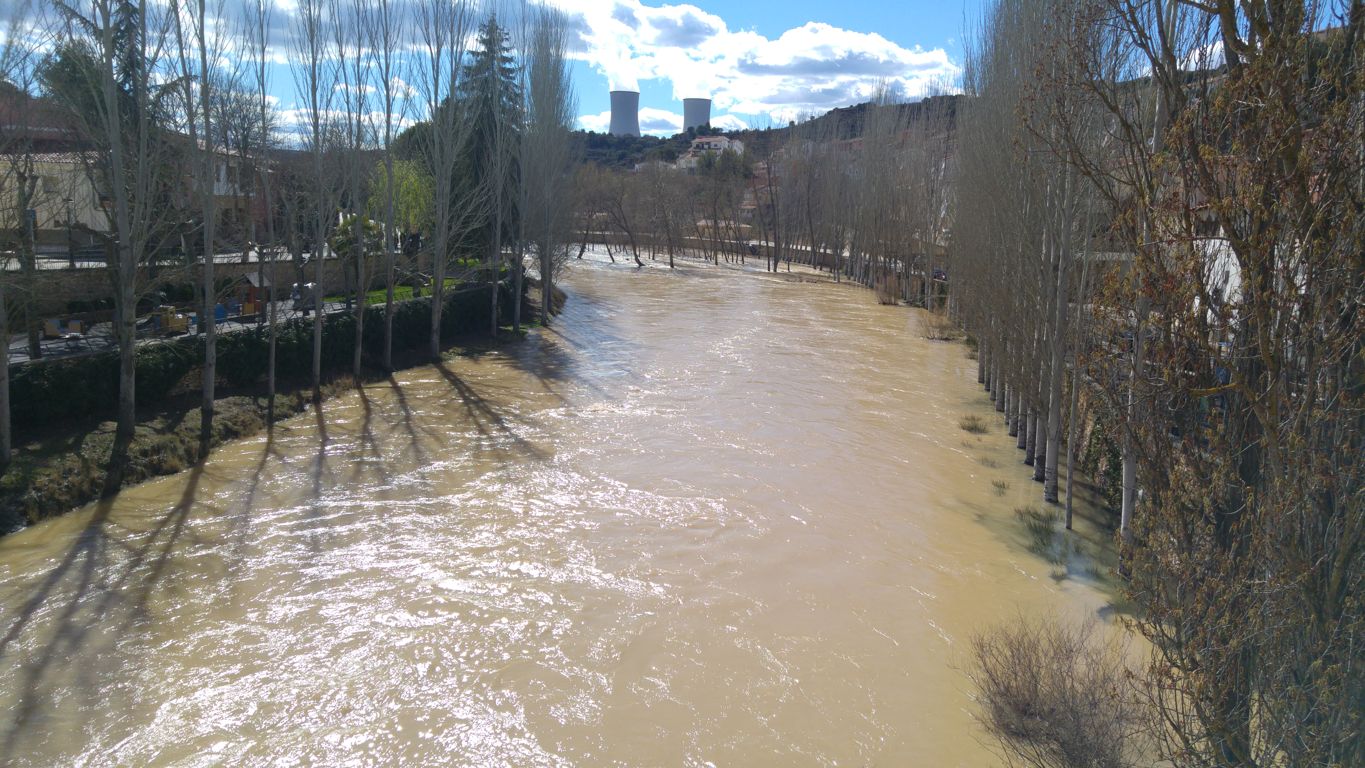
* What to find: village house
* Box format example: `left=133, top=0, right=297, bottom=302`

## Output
left=676, top=135, right=745, bottom=170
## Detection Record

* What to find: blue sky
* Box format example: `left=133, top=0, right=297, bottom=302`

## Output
left=222, top=0, right=964, bottom=141
left=548, top=0, right=964, bottom=134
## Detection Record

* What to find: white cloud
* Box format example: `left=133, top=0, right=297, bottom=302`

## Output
left=548, top=0, right=960, bottom=124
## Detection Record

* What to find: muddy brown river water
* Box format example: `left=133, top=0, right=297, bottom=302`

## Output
left=0, top=252, right=1119, bottom=766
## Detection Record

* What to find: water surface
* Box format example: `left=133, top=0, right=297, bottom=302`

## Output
left=0, top=252, right=1116, bottom=766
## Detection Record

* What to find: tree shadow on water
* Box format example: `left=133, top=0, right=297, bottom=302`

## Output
left=433, top=361, right=549, bottom=463
left=352, top=384, right=391, bottom=487
left=297, top=401, right=334, bottom=554
left=0, top=461, right=209, bottom=765
left=225, top=428, right=283, bottom=570
left=384, top=376, right=425, bottom=466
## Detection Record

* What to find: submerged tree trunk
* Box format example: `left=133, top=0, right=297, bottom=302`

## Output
left=1032, top=403, right=1046, bottom=483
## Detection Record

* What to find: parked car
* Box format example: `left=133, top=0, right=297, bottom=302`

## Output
left=292, top=282, right=318, bottom=312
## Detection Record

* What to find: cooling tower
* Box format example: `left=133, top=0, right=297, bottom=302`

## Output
left=609, top=90, right=640, bottom=137
left=683, top=98, right=711, bottom=131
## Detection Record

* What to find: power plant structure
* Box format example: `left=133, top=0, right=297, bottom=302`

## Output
left=682, top=98, right=712, bottom=131
left=608, top=90, right=640, bottom=137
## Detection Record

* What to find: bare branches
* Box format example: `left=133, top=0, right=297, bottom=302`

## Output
left=970, top=617, right=1147, bottom=768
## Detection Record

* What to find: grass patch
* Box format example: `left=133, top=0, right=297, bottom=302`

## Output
left=992, top=479, right=1009, bottom=496
left=978, top=455, right=1000, bottom=468
left=325, top=277, right=462, bottom=305
left=960, top=414, right=988, bottom=434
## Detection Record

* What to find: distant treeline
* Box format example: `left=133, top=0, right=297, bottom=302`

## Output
left=573, top=93, right=963, bottom=169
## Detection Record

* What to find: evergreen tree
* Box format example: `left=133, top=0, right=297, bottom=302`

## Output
left=456, top=15, right=521, bottom=264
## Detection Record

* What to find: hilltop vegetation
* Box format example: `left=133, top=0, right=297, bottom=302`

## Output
left=573, top=93, right=964, bottom=169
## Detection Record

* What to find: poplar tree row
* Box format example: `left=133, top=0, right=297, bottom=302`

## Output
left=757, top=96, right=955, bottom=299
left=955, top=0, right=1362, bottom=765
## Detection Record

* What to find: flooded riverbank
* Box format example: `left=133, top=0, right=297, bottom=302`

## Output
left=0, top=251, right=1118, bottom=766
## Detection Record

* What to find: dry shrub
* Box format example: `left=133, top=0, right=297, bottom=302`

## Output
left=960, top=414, right=988, bottom=434
left=970, top=617, right=1146, bottom=768
left=919, top=310, right=961, bottom=341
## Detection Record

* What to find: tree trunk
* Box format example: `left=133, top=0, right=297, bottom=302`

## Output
left=1032, top=403, right=1047, bottom=483
left=200, top=184, right=217, bottom=459
left=0, top=282, right=10, bottom=467
left=311, top=224, right=324, bottom=399
left=1043, top=170, right=1074, bottom=504
left=352, top=216, right=365, bottom=379
left=108, top=244, right=137, bottom=495
left=18, top=178, right=40, bottom=361
left=541, top=244, right=552, bottom=326
left=512, top=245, right=522, bottom=334
left=383, top=168, right=396, bottom=370
left=1008, top=389, right=1020, bottom=437
left=1064, top=371, right=1080, bottom=529
left=267, top=249, right=277, bottom=422
left=490, top=208, right=502, bottom=338
left=197, top=0, right=216, bottom=459
left=430, top=229, right=447, bottom=360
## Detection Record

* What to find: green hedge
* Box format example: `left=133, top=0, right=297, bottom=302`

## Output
left=9, top=281, right=517, bottom=433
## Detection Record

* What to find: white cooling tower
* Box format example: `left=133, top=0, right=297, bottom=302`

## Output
left=609, top=90, right=640, bottom=137
left=683, top=98, right=711, bottom=131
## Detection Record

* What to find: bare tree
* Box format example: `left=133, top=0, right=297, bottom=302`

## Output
left=517, top=5, right=575, bottom=326
left=366, top=0, right=406, bottom=370
left=0, top=0, right=53, bottom=466
left=412, top=0, right=475, bottom=359
left=170, top=0, right=227, bottom=455
left=289, top=0, right=336, bottom=398
left=244, top=0, right=280, bottom=419
left=330, top=0, right=372, bottom=379
left=47, top=0, right=179, bottom=490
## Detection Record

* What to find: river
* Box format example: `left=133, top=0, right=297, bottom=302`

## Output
left=0, top=252, right=1118, bottom=766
